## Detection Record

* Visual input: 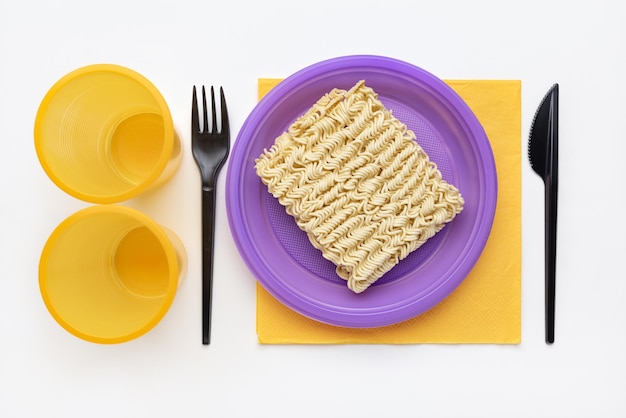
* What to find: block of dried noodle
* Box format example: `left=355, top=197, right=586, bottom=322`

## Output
left=255, top=80, right=464, bottom=293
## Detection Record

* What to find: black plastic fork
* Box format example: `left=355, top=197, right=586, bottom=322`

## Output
left=191, top=85, right=230, bottom=345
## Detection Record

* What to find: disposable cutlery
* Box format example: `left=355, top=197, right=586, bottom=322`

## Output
left=191, top=85, right=230, bottom=345
left=528, top=83, right=559, bottom=344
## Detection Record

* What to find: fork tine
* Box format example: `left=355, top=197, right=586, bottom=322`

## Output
left=201, top=86, right=209, bottom=133
left=191, top=86, right=199, bottom=133
left=219, top=86, right=229, bottom=137
left=210, top=86, right=217, bottom=134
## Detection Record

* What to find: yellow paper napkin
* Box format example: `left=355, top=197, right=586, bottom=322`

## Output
left=256, top=78, right=521, bottom=344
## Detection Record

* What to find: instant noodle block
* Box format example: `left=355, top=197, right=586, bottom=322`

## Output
left=255, top=81, right=464, bottom=293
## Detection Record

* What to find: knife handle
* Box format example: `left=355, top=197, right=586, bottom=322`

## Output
left=545, top=178, right=557, bottom=344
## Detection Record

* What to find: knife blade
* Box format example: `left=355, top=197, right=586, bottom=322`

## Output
left=528, top=83, right=559, bottom=344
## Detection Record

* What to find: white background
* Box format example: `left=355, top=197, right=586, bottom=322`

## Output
left=1, top=0, right=625, bottom=417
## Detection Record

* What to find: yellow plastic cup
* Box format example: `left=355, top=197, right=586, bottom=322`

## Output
left=34, top=64, right=182, bottom=203
left=39, top=205, right=187, bottom=344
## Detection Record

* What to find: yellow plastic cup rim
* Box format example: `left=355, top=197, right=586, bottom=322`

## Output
left=34, top=64, right=176, bottom=204
left=39, top=205, right=182, bottom=344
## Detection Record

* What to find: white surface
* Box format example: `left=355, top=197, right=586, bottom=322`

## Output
left=1, top=0, right=625, bottom=416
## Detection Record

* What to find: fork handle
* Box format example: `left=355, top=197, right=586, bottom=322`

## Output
left=201, top=185, right=217, bottom=345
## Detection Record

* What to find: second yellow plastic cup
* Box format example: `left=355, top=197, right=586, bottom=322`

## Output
left=39, top=205, right=187, bottom=344
left=34, top=64, right=182, bottom=203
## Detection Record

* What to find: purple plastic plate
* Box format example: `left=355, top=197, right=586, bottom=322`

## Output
left=226, top=55, right=497, bottom=328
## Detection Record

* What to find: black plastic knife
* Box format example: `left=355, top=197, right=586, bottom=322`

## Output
left=528, top=83, right=559, bottom=344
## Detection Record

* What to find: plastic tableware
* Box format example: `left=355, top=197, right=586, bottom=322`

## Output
left=34, top=64, right=181, bottom=203
left=226, top=55, right=498, bottom=328
left=39, top=205, right=187, bottom=344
